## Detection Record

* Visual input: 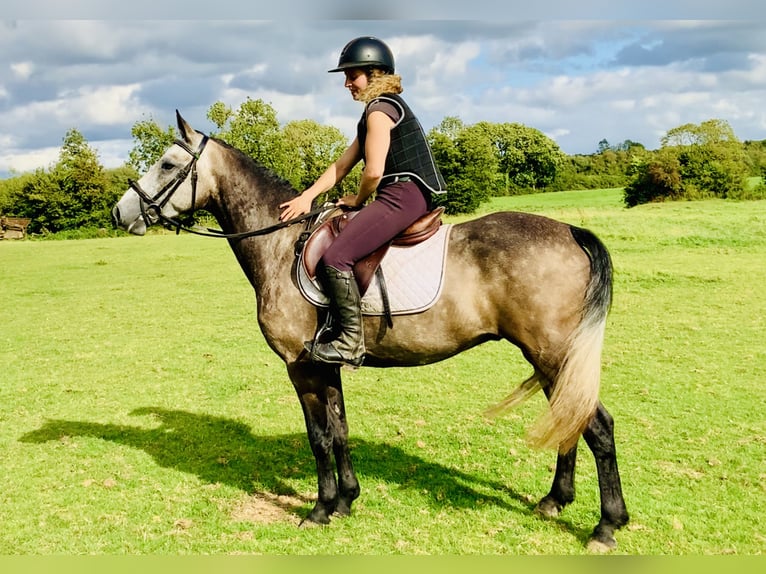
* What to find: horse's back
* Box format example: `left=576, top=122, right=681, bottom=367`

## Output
left=447, top=210, right=584, bottom=271
left=451, top=210, right=573, bottom=244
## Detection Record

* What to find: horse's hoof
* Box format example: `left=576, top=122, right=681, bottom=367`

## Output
left=586, top=537, right=616, bottom=553
left=298, top=517, right=327, bottom=528
left=333, top=501, right=352, bottom=517
left=534, top=498, right=561, bottom=519
left=299, top=508, right=332, bottom=528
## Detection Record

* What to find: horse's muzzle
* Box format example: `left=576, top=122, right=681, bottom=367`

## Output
left=112, top=205, right=147, bottom=235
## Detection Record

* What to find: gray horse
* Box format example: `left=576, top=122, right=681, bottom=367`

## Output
left=112, top=111, right=628, bottom=551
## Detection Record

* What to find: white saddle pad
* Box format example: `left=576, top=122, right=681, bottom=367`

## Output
left=297, top=224, right=452, bottom=316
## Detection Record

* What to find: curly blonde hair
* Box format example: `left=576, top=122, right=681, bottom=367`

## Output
left=358, top=69, right=403, bottom=103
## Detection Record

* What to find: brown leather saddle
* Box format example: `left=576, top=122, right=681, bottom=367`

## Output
left=300, top=206, right=445, bottom=296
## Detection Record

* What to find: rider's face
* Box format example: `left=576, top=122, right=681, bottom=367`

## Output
left=344, top=68, right=369, bottom=100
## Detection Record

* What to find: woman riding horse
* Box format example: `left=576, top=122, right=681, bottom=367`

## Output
left=112, top=43, right=629, bottom=549
left=279, top=36, right=447, bottom=368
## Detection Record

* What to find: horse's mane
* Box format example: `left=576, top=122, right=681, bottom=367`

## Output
left=212, top=136, right=300, bottom=200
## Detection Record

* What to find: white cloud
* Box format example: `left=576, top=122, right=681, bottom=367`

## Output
left=611, top=99, right=636, bottom=112
left=0, top=147, right=59, bottom=174
left=91, top=138, right=133, bottom=169
left=0, top=138, right=132, bottom=174
left=1, top=83, right=149, bottom=135
left=545, top=127, right=571, bottom=140
left=59, top=84, right=148, bottom=125
left=397, top=37, right=482, bottom=96
left=11, top=61, right=34, bottom=80
left=737, top=53, right=766, bottom=84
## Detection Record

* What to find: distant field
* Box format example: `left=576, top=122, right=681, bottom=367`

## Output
left=1, top=189, right=764, bottom=554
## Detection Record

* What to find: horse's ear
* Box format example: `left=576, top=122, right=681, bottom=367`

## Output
left=175, top=110, right=194, bottom=143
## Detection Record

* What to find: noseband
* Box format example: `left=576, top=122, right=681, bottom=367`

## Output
left=127, top=134, right=209, bottom=230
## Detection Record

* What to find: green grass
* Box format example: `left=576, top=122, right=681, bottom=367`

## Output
left=1, top=189, right=765, bottom=554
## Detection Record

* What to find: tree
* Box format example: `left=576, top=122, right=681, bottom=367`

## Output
left=742, top=139, right=766, bottom=178
left=661, top=119, right=738, bottom=147
left=58, top=129, right=114, bottom=228
left=434, top=116, right=464, bottom=141
left=7, top=129, right=118, bottom=233
left=665, top=119, right=747, bottom=199
left=128, top=117, right=177, bottom=173
left=207, top=98, right=288, bottom=174
left=208, top=101, right=359, bottom=200
left=207, top=101, right=233, bottom=132
left=10, top=168, right=67, bottom=233
left=484, top=122, right=565, bottom=193
left=428, top=117, right=567, bottom=212
left=0, top=172, right=35, bottom=215
left=623, top=149, right=684, bottom=207
left=428, top=128, right=462, bottom=180
left=624, top=118, right=748, bottom=206
left=281, top=119, right=349, bottom=194
left=429, top=121, right=496, bottom=214
left=106, top=165, right=139, bottom=202
left=615, top=139, right=645, bottom=152
left=428, top=124, right=463, bottom=213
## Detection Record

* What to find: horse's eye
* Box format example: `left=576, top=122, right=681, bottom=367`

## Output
left=161, top=161, right=174, bottom=170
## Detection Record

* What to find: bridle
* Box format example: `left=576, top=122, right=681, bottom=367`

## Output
left=126, top=133, right=328, bottom=241
left=127, top=134, right=208, bottom=231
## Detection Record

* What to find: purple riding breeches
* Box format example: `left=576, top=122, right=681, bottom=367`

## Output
left=321, top=180, right=430, bottom=273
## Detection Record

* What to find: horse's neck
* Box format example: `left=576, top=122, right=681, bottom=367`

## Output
left=209, top=151, right=301, bottom=288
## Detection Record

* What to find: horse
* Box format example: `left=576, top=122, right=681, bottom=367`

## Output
left=112, top=111, right=629, bottom=551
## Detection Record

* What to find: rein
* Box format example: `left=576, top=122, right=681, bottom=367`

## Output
left=127, top=134, right=330, bottom=240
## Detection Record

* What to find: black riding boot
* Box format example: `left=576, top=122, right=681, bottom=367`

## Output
left=307, top=266, right=365, bottom=367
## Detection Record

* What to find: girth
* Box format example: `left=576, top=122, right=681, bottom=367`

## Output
left=301, top=206, right=444, bottom=296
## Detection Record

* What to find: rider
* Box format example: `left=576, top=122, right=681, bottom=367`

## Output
left=279, top=36, right=447, bottom=367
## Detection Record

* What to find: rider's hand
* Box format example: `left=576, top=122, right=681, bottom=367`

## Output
left=279, top=194, right=313, bottom=221
left=336, top=194, right=361, bottom=209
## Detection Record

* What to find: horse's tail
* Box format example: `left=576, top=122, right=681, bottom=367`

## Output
left=486, top=225, right=613, bottom=453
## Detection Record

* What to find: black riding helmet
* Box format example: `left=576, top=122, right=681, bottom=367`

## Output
left=328, top=36, right=395, bottom=74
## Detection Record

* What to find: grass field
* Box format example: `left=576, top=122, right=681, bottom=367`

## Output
left=1, top=188, right=764, bottom=555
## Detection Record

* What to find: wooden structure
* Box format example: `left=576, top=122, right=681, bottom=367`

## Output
left=0, top=217, right=32, bottom=240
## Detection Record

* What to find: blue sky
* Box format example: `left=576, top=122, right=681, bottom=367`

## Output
left=1, top=2, right=764, bottom=178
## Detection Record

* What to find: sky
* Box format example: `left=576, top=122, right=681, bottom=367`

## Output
left=1, top=1, right=764, bottom=178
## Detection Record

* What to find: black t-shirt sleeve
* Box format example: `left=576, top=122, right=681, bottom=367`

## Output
left=367, top=100, right=402, bottom=124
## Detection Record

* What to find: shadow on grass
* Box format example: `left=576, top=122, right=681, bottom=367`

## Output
left=19, top=406, right=587, bottom=539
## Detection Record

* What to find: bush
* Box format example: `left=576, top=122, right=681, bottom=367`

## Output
left=623, top=151, right=684, bottom=207
left=727, top=178, right=766, bottom=200
left=432, top=177, right=488, bottom=215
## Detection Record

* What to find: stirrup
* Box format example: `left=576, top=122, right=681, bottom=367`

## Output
left=303, top=311, right=335, bottom=356
left=310, top=341, right=365, bottom=368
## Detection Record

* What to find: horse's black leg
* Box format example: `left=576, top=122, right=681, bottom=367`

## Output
left=289, top=362, right=338, bottom=524
left=536, top=444, right=578, bottom=518
left=581, top=402, right=629, bottom=551
left=535, top=381, right=578, bottom=518
left=326, top=375, right=360, bottom=516
left=287, top=362, right=360, bottom=525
